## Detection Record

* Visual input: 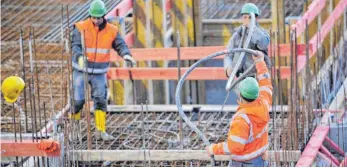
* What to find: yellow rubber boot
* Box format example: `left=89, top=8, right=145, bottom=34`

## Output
left=94, top=110, right=115, bottom=141
left=69, top=112, right=81, bottom=120
left=94, top=110, right=106, bottom=132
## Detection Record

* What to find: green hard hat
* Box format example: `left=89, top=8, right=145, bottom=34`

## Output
left=239, top=77, right=259, bottom=100
left=241, top=3, right=260, bottom=16
left=89, top=0, right=106, bottom=17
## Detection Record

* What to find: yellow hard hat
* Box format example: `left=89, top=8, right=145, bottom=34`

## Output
left=1, top=76, right=25, bottom=103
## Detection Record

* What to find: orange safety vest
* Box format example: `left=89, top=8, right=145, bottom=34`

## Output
left=74, top=18, right=118, bottom=73
left=211, top=60, right=272, bottom=161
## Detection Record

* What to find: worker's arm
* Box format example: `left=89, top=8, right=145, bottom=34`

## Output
left=208, top=116, right=250, bottom=156
left=112, top=33, right=131, bottom=57
left=254, top=52, right=273, bottom=105
left=112, top=33, right=136, bottom=66
left=71, top=27, right=83, bottom=62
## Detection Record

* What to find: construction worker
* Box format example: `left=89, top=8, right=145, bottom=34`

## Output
left=224, top=3, right=271, bottom=81
left=1, top=76, right=25, bottom=103
left=71, top=0, right=136, bottom=141
left=206, top=51, right=272, bottom=167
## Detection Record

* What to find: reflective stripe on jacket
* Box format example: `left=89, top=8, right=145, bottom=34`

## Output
left=72, top=18, right=121, bottom=74
left=211, top=60, right=273, bottom=162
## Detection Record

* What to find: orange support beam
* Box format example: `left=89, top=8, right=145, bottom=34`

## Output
left=296, top=126, right=330, bottom=166
left=291, top=0, right=326, bottom=37
left=1, top=140, right=60, bottom=157
left=297, top=0, right=347, bottom=72
left=111, top=44, right=311, bottom=62
left=106, top=67, right=291, bottom=80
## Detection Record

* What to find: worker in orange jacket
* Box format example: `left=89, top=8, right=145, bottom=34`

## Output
left=70, top=0, right=136, bottom=141
left=206, top=51, right=272, bottom=167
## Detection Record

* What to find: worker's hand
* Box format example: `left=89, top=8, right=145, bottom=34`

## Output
left=205, top=145, right=214, bottom=157
left=252, top=51, right=264, bottom=63
left=123, top=55, right=137, bottom=67
left=78, top=56, right=85, bottom=69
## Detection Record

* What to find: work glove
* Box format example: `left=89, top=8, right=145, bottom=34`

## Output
left=78, top=56, right=86, bottom=69
left=37, top=140, right=59, bottom=153
left=123, top=54, right=137, bottom=67
left=253, top=51, right=265, bottom=63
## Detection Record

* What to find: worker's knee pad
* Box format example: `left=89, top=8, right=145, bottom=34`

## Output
left=93, top=97, right=107, bottom=111
left=74, top=100, right=85, bottom=113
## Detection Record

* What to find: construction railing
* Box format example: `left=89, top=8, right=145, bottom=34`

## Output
left=291, top=0, right=347, bottom=166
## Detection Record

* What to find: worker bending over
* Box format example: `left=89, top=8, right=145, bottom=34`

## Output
left=224, top=3, right=271, bottom=90
left=207, top=51, right=272, bottom=167
left=71, top=0, right=136, bottom=141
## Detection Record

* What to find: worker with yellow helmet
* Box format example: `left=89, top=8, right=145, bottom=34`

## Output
left=1, top=76, right=25, bottom=103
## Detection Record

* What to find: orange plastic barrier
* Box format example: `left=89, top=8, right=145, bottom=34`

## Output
left=1, top=140, right=60, bottom=157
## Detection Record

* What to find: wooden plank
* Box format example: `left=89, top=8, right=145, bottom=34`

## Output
left=106, top=67, right=291, bottom=80
left=309, top=0, right=347, bottom=52
left=291, top=0, right=326, bottom=37
left=268, top=44, right=312, bottom=58
left=70, top=150, right=301, bottom=162
left=107, top=105, right=289, bottom=112
left=111, top=44, right=310, bottom=61
left=0, top=140, right=60, bottom=157
left=324, top=137, right=345, bottom=156
left=295, top=126, right=330, bottom=166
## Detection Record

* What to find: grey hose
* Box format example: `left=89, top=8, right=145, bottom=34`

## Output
left=175, top=48, right=259, bottom=166
left=225, top=13, right=256, bottom=91
left=218, top=63, right=256, bottom=116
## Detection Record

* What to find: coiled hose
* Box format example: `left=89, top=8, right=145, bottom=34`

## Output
left=175, top=48, right=260, bottom=166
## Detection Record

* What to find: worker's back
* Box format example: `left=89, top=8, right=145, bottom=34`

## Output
left=208, top=54, right=272, bottom=166
left=230, top=89, right=271, bottom=160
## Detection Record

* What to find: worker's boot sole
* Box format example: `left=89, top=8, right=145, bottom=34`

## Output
left=100, top=132, right=115, bottom=141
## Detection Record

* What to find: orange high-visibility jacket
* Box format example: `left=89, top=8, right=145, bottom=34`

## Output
left=74, top=18, right=118, bottom=73
left=211, top=59, right=272, bottom=161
